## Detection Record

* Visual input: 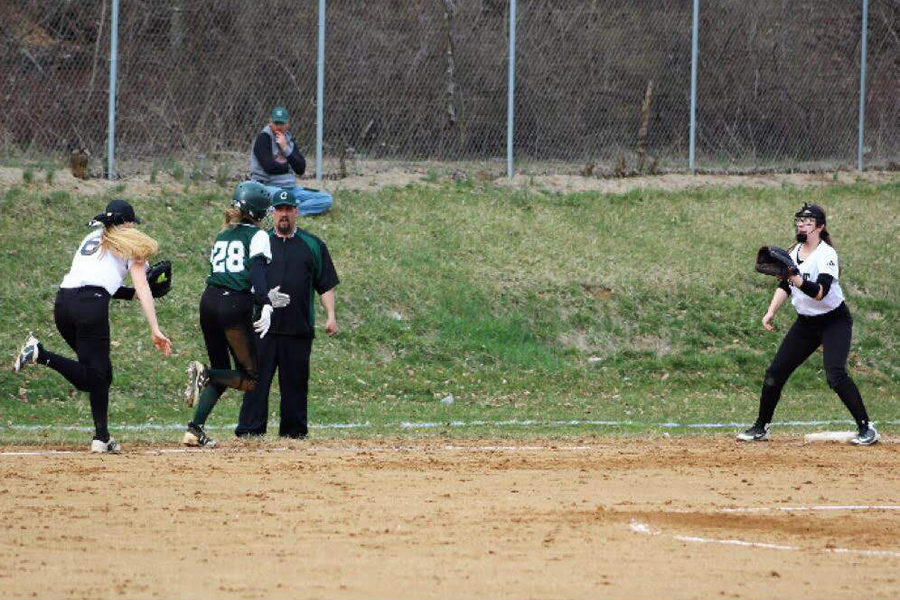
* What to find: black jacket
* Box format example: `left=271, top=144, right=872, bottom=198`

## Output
left=266, top=228, right=339, bottom=338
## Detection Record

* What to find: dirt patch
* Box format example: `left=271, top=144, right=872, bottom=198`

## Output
left=501, top=169, right=899, bottom=195
left=1, top=437, right=897, bottom=599
left=1, top=164, right=896, bottom=199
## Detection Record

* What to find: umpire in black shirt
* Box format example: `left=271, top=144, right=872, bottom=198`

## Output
left=235, top=190, right=339, bottom=438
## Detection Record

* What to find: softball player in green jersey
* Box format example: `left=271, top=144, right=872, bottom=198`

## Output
left=181, top=182, right=290, bottom=447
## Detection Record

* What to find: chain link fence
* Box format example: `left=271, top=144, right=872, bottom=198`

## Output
left=698, top=1, right=861, bottom=168
left=1, top=0, right=897, bottom=177
left=517, top=0, right=693, bottom=170
left=1, top=0, right=111, bottom=156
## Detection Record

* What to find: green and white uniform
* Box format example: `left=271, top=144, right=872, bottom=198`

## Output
left=206, top=224, right=272, bottom=291
left=189, top=222, right=273, bottom=434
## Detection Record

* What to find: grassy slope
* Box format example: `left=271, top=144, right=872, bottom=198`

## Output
left=0, top=179, right=897, bottom=443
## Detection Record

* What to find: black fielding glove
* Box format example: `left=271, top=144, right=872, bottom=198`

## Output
left=755, top=246, right=799, bottom=278
left=146, top=260, right=172, bottom=298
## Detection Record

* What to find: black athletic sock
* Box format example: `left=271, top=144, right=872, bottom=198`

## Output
left=757, top=384, right=780, bottom=426
left=833, top=380, right=869, bottom=431
left=37, top=343, right=50, bottom=366
left=88, top=389, right=110, bottom=443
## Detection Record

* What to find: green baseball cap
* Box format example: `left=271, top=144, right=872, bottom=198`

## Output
left=270, top=106, right=289, bottom=123
left=270, top=189, right=297, bottom=208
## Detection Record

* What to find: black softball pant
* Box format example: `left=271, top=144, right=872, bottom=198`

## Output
left=41, top=287, right=113, bottom=442
left=235, top=334, right=312, bottom=438
left=757, top=302, right=870, bottom=427
left=199, top=285, right=259, bottom=393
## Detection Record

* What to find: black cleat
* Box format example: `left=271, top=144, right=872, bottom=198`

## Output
left=851, top=425, right=880, bottom=446
left=182, top=423, right=217, bottom=448
left=736, top=422, right=770, bottom=442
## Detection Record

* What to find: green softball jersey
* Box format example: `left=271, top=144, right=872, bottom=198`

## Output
left=205, top=224, right=272, bottom=291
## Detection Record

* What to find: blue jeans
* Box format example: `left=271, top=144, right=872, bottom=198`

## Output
left=262, top=185, right=333, bottom=215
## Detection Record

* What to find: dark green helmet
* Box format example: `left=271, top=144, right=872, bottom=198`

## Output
left=232, top=181, right=271, bottom=221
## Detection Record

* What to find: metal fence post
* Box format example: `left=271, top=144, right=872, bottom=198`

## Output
left=857, top=0, right=868, bottom=172
left=689, top=0, right=699, bottom=174
left=506, top=0, right=516, bottom=180
left=106, top=0, right=119, bottom=180
left=316, top=0, right=325, bottom=183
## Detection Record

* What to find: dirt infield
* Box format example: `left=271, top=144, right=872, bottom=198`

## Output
left=1, top=437, right=898, bottom=599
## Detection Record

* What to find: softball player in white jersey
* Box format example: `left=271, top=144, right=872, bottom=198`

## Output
left=13, top=199, right=172, bottom=453
left=738, top=203, right=878, bottom=445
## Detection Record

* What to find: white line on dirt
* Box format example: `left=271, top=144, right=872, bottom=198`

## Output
left=825, top=547, right=900, bottom=558
left=3, top=418, right=897, bottom=433
left=720, top=505, right=900, bottom=513
left=0, top=450, right=80, bottom=456
left=441, top=445, right=592, bottom=451
left=674, top=534, right=797, bottom=551
left=630, top=520, right=900, bottom=558
left=0, top=444, right=594, bottom=458
left=629, top=520, right=658, bottom=535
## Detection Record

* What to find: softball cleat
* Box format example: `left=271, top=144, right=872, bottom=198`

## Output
left=851, top=425, right=880, bottom=446
left=13, top=332, right=39, bottom=372
left=182, top=423, right=217, bottom=448
left=91, top=438, right=122, bottom=454
left=736, top=422, right=770, bottom=442
left=183, top=361, right=208, bottom=407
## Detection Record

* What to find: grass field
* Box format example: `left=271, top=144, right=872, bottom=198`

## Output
left=0, top=177, right=897, bottom=445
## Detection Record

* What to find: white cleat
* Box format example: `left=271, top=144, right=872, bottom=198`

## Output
left=13, top=333, right=39, bottom=372
left=91, top=438, right=122, bottom=454
left=183, top=361, right=208, bottom=407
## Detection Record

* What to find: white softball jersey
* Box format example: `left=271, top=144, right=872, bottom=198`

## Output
left=788, top=241, right=845, bottom=316
left=60, top=228, right=132, bottom=295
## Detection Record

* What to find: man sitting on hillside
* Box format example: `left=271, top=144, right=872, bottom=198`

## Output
left=249, top=106, right=333, bottom=216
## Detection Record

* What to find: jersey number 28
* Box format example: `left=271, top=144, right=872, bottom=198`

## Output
left=211, top=241, right=245, bottom=273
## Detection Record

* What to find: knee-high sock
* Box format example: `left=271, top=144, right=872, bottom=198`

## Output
left=191, top=384, right=225, bottom=426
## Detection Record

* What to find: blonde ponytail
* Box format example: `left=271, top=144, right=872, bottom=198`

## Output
left=224, top=206, right=263, bottom=228
left=100, top=225, right=159, bottom=262
left=224, top=206, right=243, bottom=227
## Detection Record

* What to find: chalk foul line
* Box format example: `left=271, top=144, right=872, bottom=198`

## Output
left=2, top=418, right=897, bottom=433
left=629, top=519, right=900, bottom=559
left=720, top=505, right=900, bottom=513
left=0, top=443, right=594, bottom=457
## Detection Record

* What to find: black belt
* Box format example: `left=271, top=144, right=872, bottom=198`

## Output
left=59, top=286, right=110, bottom=297
left=207, top=284, right=250, bottom=295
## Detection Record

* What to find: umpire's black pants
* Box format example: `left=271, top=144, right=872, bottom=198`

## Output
left=235, top=334, right=312, bottom=438
left=42, top=287, right=113, bottom=442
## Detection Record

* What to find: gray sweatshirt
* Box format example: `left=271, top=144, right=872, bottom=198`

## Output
left=249, top=125, right=306, bottom=188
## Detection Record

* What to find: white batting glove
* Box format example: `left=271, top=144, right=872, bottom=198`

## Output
left=253, top=304, right=274, bottom=338
left=267, top=285, right=291, bottom=309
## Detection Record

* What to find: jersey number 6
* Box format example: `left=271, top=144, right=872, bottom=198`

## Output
left=211, top=241, right=245, bottom=273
